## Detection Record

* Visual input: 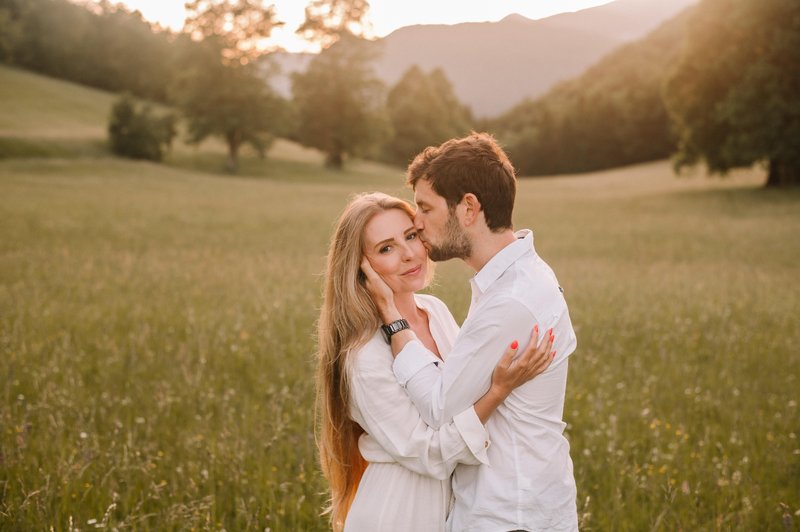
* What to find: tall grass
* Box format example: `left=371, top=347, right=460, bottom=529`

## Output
left=2, top=157, right=797, bottom=530
left=1, top=64, right=798, bottom=530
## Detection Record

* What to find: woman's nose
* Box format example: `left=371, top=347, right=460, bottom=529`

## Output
left=400, top=243, right=414, bottom=260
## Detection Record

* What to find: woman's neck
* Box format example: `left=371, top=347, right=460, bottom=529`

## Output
left=393, top=291, right=423, bottom=323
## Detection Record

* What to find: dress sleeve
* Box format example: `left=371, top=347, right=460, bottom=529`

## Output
left=349, top=350, right=490, bottom=481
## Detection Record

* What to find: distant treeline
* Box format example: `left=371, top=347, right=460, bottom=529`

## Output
left=0, top=0, right=175, bottom=102
left=2, top=0, right=796, bottom=183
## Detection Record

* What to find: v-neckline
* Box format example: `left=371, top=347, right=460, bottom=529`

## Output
left=414, top=295, right=447, bottom=362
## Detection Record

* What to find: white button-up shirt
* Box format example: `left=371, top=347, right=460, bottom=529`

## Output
left=393, top=230, right=579, bottom=531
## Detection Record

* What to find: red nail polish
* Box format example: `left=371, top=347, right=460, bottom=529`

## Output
left=552, top=350, right=556, bottom=358
left=510, top=340, right=518, bottom=349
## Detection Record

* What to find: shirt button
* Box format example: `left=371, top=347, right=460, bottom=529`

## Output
left=484, top=440, right=490, bottom=449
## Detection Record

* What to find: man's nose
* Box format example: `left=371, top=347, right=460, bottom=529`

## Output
left=413, top=212, right=424, bottom=230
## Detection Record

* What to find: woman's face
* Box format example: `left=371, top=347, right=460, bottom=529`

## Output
left=362, top=208, right=428, bottom=295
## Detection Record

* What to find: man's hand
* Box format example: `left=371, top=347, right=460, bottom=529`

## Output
left=360, top=257, right=400, bottom=323
left=490, top=325, right=555, bottom=398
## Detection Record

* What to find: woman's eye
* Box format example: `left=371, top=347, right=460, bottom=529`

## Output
left=406, top=232, right=417, bottom=241
left=379, top=246, right=392, bottom=254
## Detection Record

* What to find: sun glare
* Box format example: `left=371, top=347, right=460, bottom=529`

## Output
left=109, top=0, right=615, bottom=52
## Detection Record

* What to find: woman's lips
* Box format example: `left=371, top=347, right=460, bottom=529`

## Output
left=402, top=265, right=422, bottom=276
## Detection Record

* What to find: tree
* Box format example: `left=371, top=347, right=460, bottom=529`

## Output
left=108, top=94, right=176, bottom=161
left=384, top=66, right=472, bottom=165
left=184, top=0, right=282, bottom=65
left=296, top=0, right=370, bottom=49
left=292, top=34, right=387, bottom=168
left=291, top=0, right=386, bottom=168
left=665, top=0, right=800, bottom=187
left=175, top=0, right=286, bottom=172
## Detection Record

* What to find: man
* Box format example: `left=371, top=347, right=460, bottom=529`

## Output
left=362, top=132, right=578, bottom=531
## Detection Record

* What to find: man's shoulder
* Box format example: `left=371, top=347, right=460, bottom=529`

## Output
left=483, top=255, right=567, bottom=316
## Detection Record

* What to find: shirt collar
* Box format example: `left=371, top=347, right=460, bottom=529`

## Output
left=471, top=229, right=534, bottom=294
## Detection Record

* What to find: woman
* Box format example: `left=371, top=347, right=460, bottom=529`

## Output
left=316, top=193, right=554, bottom=531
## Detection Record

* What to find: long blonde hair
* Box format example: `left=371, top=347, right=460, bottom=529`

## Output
left=316, top=192, right=417, bottom=530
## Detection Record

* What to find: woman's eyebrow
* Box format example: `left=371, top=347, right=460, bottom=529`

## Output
left=373, top=237, right=395, bottom=249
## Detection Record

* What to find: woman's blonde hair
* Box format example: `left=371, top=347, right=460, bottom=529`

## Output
left=316, top=192, right=419, bottom=530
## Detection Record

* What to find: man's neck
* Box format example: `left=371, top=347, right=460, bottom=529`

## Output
left=464, top=228, right=517, bottom=272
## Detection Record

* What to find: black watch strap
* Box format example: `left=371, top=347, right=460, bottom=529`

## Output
left=381, top=319, right=410, bottom=343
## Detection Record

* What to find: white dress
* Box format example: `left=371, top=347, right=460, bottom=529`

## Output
left=344, top=294, right=491, bottom=532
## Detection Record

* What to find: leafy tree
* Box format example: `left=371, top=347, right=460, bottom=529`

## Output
left=184, top=0, right=282, bottom=65
left=665, top=0, right=800, bottom=187
left=108, top=94, right=176, bottom=161
left=291, top=0, right=386, bottom=168
left=296, top=0, right=371, bottom=49
left=175, top=0, right=286, bottom=172
left=292, top=34, right=387, bottom=168
left=383, top=66, right=473, bottom=165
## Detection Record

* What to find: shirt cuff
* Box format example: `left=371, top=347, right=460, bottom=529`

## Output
left=452, top=407, right=491, bottom=466
left=392, top=339, right=441, bottom=386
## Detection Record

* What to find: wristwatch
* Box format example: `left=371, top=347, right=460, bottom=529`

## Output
left=381, top=319, right=410, bottom=343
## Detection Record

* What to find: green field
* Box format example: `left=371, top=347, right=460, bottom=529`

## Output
left=1, top=66, right=799, bottom=530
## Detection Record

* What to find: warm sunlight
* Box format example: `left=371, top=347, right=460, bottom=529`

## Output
left=112, top=0, right=615, bottom=52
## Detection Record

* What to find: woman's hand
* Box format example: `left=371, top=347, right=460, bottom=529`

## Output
left=360, top=258, right=398, bottom=322
left=491, top=325, right=555, bottom=398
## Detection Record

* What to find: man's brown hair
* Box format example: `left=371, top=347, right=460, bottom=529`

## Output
left=406, top=132, right=516, bottom=232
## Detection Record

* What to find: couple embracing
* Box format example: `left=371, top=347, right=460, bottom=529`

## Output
left=316, top=133, right=578, bottom=532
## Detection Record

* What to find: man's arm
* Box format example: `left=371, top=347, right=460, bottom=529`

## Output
left=360, top=257, right=550, bottom=428
left=400, top=298, right=542, bottom=428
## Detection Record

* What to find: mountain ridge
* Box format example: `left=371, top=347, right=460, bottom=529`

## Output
left=270, top=0, right=697, bottom=117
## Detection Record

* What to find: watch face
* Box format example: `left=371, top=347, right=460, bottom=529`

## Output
left=382, top=319, right=409, bottom=340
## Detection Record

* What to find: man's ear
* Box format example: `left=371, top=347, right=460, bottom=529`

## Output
left=460, top=193, right=482, bottom=226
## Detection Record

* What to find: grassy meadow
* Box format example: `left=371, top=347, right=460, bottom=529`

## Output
left=1, top=65, right=799, bottom=530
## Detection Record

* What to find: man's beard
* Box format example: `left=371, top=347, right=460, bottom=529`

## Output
left=426, top=212, right=472, bottom=262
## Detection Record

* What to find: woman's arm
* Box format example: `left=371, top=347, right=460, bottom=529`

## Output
left=474, top=325, right=555, bottom=423
left=349, top=330, right=554, bottom=480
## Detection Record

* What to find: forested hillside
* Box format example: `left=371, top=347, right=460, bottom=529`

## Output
left=488, top=8, right=692, bottom=176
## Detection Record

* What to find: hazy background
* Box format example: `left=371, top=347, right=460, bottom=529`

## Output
left=1, top=0, right=798, bottom=529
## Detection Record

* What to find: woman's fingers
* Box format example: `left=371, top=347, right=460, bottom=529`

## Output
left=360, top=257, right=378, bottom=281
left=497, top=340, right=518, bottom=370
left=512, top=326, right=556, bottom=381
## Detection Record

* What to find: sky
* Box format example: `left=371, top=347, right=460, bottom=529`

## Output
left=114, top=0, right=616, bottom=53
